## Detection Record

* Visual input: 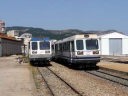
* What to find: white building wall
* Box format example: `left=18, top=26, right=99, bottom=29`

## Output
left=99, top=32, right=128, bottom=56
left=100, top=38, right=109, bottom=55
left=7, top=30, right=19, bottom=37
left=122, top=38, right=128, bottom=55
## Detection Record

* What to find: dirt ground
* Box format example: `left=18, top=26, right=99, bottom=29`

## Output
left=98, top=60, right=128, bottom=73
left=0, top=55, right=127, bottom=96
left=0, top=55, right=37, bottom=96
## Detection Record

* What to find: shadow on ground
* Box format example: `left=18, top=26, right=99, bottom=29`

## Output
left=109, top=60, right=128, bottom=64
left=30, top=62, right=52, bottom=67
left=52, top=60, right=99, bottom=71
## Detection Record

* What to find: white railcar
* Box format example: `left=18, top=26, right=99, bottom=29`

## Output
left=28, top=40, right=52, bottom=64
left=52, top=34, right=100, bottom=68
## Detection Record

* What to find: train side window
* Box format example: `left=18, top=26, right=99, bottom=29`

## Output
left=64, top=43, right=66, bottom=51
left=62, top=43, right=64, bottom=51
left=55, top=44, right=58, bottom=52
left=55, top=44, right=59, bottom=52
left=28, top=42, right=30, bottom=49
left=71, top=41, right=74, bottom=52
left=65, top=42, right=69, bottom=51
left=52, top=45, right=54, bottom=50
left=67, top=42, right=70, bottom=51
left=32, top=42, right=37, bottom=50
left=59, top=44, right=62, bottom=51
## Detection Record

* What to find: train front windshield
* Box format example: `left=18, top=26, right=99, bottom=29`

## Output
left=86, top=39, right=98, bottom=50
left=40, top=41, right=50, bottom=50
left=76, top=40, right=84, bottom=50
left=76, top=39, right=99, bottom=50
left=32, top=42, right=38, bottom=50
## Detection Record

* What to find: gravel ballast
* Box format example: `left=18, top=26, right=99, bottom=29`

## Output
left=50, top=61, right=128, bottom=96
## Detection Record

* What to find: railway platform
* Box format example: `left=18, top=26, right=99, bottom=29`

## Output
left=97, top=58, right=128, bottom=74
left=0, top=55, right=37, bottom=96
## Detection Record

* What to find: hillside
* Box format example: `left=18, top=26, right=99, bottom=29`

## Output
left=6, top=26, right=120, bottom=40
left=6, top=26, right=85, bottom=40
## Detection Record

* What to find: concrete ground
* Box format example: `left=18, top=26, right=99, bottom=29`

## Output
left=0, top=55, right=36, bottom=96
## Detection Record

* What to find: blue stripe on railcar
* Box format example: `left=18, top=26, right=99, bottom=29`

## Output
left=31, top=37, right=49, bottom=41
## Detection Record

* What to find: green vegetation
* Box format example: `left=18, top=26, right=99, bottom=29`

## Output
left=6, top=26, right=119, bottom=40
left=6, top=26, right=85, bottom=40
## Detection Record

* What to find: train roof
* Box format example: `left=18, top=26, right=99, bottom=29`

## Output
left=55, top=34, right=98, bottom=44
left=31, top=37, right=50, bottom=41
left=67, top=34, right=98, bottom=39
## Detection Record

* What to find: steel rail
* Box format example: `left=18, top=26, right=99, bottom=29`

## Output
left=86, top=70, right=128, bottom=87
left=46, top=67, right=83, bottom=96
left=37, top=67, right=55, bottom=96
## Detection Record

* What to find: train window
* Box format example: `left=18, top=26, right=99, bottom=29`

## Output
left=76, top=40, right=84, bottom=50
left=65, top=42, right=68, bottom=51
left=32, top=42, right=37, bottom=50
left=63, top=43, right=66, bottom=51
left=55, top=44, right=57, bottom=51
left=71, top=41, right=74, bottom=52
left=60, top=44, right=63, bottom=51
left=52, top=45, right=54, bottom=50
left=67, top=42, right=70, bottom=51
left=58, top=44, right=60, bottom=51
left=86, top=39, right=98, bottom=50
left=40, top=41, right=50, bottom=50
left=62, top=43, right=64, bottom=51
left=28, top=42, right=30, bottom=49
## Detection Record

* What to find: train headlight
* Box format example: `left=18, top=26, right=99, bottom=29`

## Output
left=32, top=51, right=37, bottom=54
left=93, top=50, right=99, bottom=54
left=77, top=51, right=83, bottom=55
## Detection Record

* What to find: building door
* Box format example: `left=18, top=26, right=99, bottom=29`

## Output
left=109, top=38, right=122, bottom=55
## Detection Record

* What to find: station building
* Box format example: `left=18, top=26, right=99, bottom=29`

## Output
left=7, top=30, right=19, bottom=38
left=98, top=32, right=128, bottom=56
left=0, top=33, right=23, bottom=56
left=0, top=20, right=23, bottom=56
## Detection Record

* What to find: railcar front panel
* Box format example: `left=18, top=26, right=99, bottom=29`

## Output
left=29, top=40, right=52, bottom=63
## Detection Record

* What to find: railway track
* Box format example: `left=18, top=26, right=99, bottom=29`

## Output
left=37, top=67, right=83, bottom=96
left=86, top=69, right=128, bottom=87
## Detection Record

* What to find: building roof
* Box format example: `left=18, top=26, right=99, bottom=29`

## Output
left=0, top=33, right=19, bottom=41
left=97, top=31, right=128, bottom=39
left=96, top=31, right=126, bottom=36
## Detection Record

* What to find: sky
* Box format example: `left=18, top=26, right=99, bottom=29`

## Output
left=0, top=0, right=128, bottom=33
